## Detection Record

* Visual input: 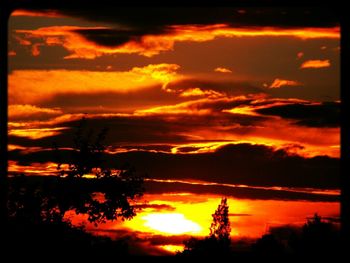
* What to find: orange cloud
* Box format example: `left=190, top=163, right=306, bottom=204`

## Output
left=170, top=141, right=234, bottom=154
left=130, top=64, right=180, bottom=90
left=135, top=94, right=261, bottom=116
left=179, top=88, right=224, bottom=98
left=9, top=104, right=62, bottom=120
left=11, top=9, right=63, bottom=18
left=169, top=25, right=339, bottom=40
left=8, top=64, right=181, bottom=104
left=134, top=95, right=250, bottom=116
left=269, top=78, right=302, bottom=89
left=15, top=25, right=340, bottom=58
left=8, top=160, right=63, bottom=176
left=300, top=59, right=331, bottom=69
left=132, top=94, right=339, bottom=157
left=8, top=50, right=16, bottom=56
left=135, top=100, right=212, bottom=116
left=16, top=26, right=107, bottom=59
left=214, top=67, right=232, bottom=73
left=15, top=36, right=31, bottom=46
left=222, top=105, right=261, bottom=116
left=8, top=127, right=68, bottom=140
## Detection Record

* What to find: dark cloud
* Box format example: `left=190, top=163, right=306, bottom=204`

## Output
left=8, top=110, right=266, bottom=148
left=17, top=6, right=339, bottom=48
left=91, top=227, right=255, bottom=254
left=256, top=102, right=340, bottom=127
left=8, top=116, right=190, bottom=148
left=114, top=143, right=339, bottom=190
left=175, top=146, right=199, bottom=153
left=8, top=148, right=73, bottom=167
left=144, top=181, right=338, bottom=202
left=89, top=228, right=192, bottom=255
left=121, top=144, right=174, bottom=153
left=9, top=143, right=339, bottom=190
left=35, top=79, right=263, bottom=111
left=72, top=28, right=169, bottom=48
left=88, top=229, right=175, bottom=255
left=65, top=7, right=338, bottom=31
left=38, top=85, right=178, bottom=113
left=144, top=234, right=191, bottom=246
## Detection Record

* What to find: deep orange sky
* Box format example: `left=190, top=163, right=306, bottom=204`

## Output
left=8, top=7, right=340, bottom=255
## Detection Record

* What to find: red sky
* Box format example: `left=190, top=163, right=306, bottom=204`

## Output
left=8, top=7, right=340, bottom=255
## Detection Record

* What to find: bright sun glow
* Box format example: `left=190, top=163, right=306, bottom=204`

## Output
left=142, top=213, right=202, bottom=235
left=159, top=245, right=184, bottom=253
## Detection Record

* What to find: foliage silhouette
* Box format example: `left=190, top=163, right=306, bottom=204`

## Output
left=251, top=213, right=341, bottom=258
left=6, top=118, right=341, bottom=256
left=209, top=197, right=231, bottom=240
left=51, top=117, right=145, bottom=225
left=6, top=118, right=144, bottom=254
left=179, top=197, right=231, bottom=256
left=6, top=174, right=131, bottom=256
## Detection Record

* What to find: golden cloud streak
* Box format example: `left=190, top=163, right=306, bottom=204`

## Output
left=11, top=9, right=63, bottom=18
left=134, top=95, right=257, bottom=116
left=223, top=98, right=315, bottom=117
left=9, top=127, right=69, bottom=139
left=15, top=25, right=340, bottom=58
left=179, top=87, right=224, bottom=98
left=222, top=106, right=261, bottom=116
left=214, top=67, right=232, bottom=73
left=8, top=160, right=61, bottom=175
left=9, top=104, right=62, bottom=119
left=300, top=59, right=331, bottom=69
left=158, top=245, right=184, bottom=254
left=269, top=78, right=302, bottom=89
left=134, top=98, right=214, bottom=116
left=8, top=64, right=181, bottom=104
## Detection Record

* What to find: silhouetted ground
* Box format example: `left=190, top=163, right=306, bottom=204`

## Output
left=5, top=176, right=343, bottom=260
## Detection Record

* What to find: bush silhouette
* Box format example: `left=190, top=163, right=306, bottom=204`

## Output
left=251, top=234, right=285, bottom=257
left=291, top=213, right=340, bottom=256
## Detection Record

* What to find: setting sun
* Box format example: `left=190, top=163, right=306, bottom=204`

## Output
left=142, top=213, right=202, bottom=235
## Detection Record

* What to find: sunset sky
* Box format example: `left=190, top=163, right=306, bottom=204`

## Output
left=8, top=7, right=340, bottom=255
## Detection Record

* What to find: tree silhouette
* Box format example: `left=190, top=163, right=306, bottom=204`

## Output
left=180, top=197, right=232, bottom=256
left=8, top=118, right=144, bottom=226
left=56, top=117, right=109, bottom=178
left=209, top=197, right=231, bottom=241
left=51, top=118, right=144, bottom=224
left=53, top=118, right=145, bottom=225
left=6, top=118, right=145, bottom=255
